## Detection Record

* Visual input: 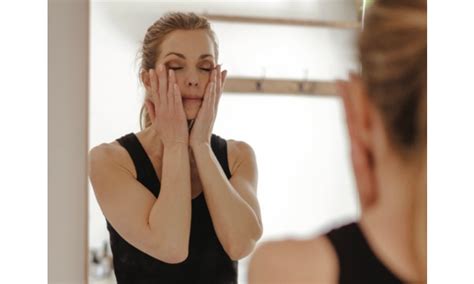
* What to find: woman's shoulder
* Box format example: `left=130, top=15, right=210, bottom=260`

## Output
left=225, top=139, right=257, bottom=173
left=89, top=140, right=124, bottom=162
left=248, top=235, right=338, bottom=283
left=88, top=139, right=136, bottom=178
left=226, top=139, right=255, bottom=157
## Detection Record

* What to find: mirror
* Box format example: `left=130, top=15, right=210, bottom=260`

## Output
left=89, top=1, right=363, bottom=282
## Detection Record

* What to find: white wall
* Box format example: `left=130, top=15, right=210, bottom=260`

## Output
left=90, top=1, right=360, bottom=282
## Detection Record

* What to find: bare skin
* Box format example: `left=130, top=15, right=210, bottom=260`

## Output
left=89, top=30, right=263, bottom=264
left=248, top=74, right=426, bottom=283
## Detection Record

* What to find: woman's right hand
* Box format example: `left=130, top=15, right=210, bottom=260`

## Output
left=145, top=64, right=189, bottom=147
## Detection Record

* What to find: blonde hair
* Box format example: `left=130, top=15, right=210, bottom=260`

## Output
left=360, top=0, right=427, bottom=278
left=138, top=12, right=219, bottom=129
left=360, top=0, right=426, bottom=154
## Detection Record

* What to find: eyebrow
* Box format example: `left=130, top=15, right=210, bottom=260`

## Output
left=164, top=52, right=214, bottom=60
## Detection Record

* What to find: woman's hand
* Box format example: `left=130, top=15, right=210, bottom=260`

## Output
left=189, top=65, right=227, bottom=148
left=145, top=64, right=189, bottom=147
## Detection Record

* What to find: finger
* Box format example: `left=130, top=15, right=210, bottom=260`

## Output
left=173, top=83, right=184, bottom=114
left=149, top=69, right=160, bottom=106
left=221, top=70, right=227, bottom=89
left=210, top=79, right=217, bottom=110
left=158, top=64, right=168, bottom=106
left=214, top=65, right=223, bottom=108
left=215, top=65, right=222, bottom=97
left=217, top=69, right=227, bottom=107
left=167, top=69, right=176, bottom=108
left=208, top=69, right=217, bottom=109
left=211, top=67, right=220, bottom=109
left=203, top=75, right=214, bottom=109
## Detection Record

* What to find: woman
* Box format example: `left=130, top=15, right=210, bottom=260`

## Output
left=89, top=12, right=263, bottom=283
left=248, top=0, right=426, bottom=283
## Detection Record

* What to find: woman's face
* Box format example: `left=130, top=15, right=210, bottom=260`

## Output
left=155, top=29, right=216, bottom=120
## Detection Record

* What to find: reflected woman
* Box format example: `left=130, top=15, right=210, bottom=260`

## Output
left=89, top=12, right=262, bottom=283
left=249, top=0, right=427, bottom=283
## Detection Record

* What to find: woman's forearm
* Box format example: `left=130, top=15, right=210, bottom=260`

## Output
left=192, top=143, right=262, bottom=260
left=148, top=143, right=192, bottom=262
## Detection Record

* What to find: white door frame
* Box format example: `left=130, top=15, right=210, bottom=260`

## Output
left=48, top=0, right=89, bottom=282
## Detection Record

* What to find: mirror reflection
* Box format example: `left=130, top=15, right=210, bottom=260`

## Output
left=89, top=1, right=362, bottom=283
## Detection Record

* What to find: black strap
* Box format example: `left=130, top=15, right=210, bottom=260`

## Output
left=326, top=222, right=402, bottom=284
left=116, top=133, right=161, bottom=196
left=211, top=134, right=232, bottom=179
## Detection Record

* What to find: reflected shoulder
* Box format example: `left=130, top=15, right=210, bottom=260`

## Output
left=248, top=236, right=338, bottom=284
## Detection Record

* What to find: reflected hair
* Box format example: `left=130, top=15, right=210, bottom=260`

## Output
left=137, top=12, right=219, bottom=130
left=359, top=0, right=427, bottom=154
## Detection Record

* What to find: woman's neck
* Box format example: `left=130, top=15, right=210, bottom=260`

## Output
left=136, top=126, right=196, bottom=162
left=135, top=127, right=165, bottom=161
left=359, top=152, right=426, bottom=282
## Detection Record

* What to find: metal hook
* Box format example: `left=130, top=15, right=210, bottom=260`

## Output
left=256, top=67, right=266, bottom=92
left=299, top=68, right=309, bottom=93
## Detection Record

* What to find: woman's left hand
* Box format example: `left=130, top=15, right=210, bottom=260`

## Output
left=189, top=65, right=227, bottom=148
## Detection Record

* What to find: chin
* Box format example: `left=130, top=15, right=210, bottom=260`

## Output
left=184, top=107, right=199, bottom=120
left=184, top=110, right=199, bottom=120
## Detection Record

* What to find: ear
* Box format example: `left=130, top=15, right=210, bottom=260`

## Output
left=144, top=98, right=156, bottom=122
left=338, top=74, right=378, bottom=210
left=141, top=70, right=152, bottom=93
left=348, top=73, right=373, bottom=148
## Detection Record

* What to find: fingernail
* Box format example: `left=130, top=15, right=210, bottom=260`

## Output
left=158, top=64, right=164, bottom=72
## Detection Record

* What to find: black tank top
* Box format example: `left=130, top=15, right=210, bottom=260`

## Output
left=326, top=222, right=403, bottom=284
left=106, top=133, right=238, bottom=284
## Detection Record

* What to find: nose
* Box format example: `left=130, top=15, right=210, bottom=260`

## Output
left=187, top=80, right=198, bottom=87
left=185, top=69, right=199, bottom=87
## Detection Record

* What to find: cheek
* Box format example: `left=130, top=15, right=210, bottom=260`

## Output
left=199, top=73, right=211, bottom=88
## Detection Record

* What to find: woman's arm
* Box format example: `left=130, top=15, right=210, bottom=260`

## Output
left=189, top=65, right=262, bottom=260
left=148, top=142, right=192, bottom=258
left=89, top=66, right=192, bottom=264
left=191, top=140, right=262, bottom=260
left=89, top=141, right=191, bottom=264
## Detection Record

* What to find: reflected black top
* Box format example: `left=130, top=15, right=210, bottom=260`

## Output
left=326, top=222, right=403, bottom=284
left=106, top=133, right=237, bottom=284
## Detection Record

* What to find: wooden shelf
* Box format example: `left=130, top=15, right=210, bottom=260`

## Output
left=224, top=77, right=337, bottom=96
left=202, top=13, right=361, bottom=30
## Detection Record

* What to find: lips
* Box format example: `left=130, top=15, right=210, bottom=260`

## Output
left=182, top=96, right=202, bottom=101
